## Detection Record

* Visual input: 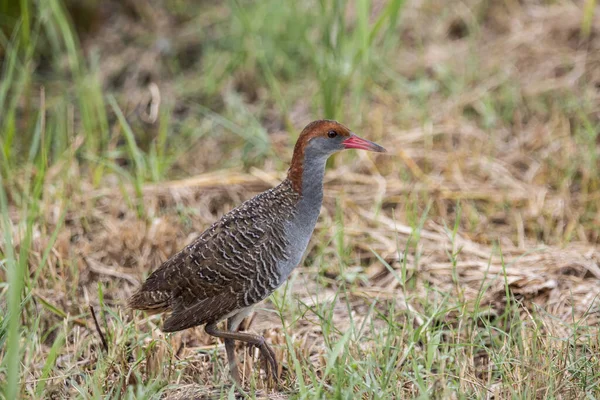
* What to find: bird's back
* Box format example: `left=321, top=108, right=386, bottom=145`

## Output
left=128, top=179, right=301, bottom=331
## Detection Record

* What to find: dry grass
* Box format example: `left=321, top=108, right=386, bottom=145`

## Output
left=1, top=0, right=600, bottom=398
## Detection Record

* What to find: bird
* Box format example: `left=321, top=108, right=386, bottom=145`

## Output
left=128, top=120, right=386, bottom=386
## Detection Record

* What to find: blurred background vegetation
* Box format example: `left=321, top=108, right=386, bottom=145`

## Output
left=1, top=0, right=599, bottom=398
left=0, top=0, right=598, bottom=196
left=0, top=0, right=407, bottom=184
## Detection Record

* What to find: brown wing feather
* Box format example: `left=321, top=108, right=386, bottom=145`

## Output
left=163, top=292, right=240, bottom=332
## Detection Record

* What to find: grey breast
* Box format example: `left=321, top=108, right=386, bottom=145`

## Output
left=276, top=201, right=321, bottom=284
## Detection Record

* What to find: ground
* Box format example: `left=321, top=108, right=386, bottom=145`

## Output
left=0, top=0, right=599, bottom=398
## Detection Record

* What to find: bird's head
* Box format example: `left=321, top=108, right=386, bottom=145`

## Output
left=296, top=120, right=386, bottom=156
left=288, top=120, right=386, bottom=192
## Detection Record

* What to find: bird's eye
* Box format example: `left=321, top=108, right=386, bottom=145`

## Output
left=327, top=130, right=338, bottom=138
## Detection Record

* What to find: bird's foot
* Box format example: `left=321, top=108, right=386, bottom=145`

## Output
left=250, top=339, right=278, bottom=386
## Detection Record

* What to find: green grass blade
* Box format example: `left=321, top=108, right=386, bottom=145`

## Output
left=0, top=173, right=22, bottom=398
left=34, top=331, right=66, bottom=398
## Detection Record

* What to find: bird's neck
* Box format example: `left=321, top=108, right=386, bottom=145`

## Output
left=278, top=154, right=327, bottom=281
left=295, top=154, right=327, bottom=219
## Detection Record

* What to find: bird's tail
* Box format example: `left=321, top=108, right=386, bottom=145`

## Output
left=127, top=290, right=171, bottom=313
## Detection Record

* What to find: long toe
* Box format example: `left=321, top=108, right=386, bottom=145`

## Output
left=258, top=342, right=279, bottom=384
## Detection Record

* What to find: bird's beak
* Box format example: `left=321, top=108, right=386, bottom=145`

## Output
left=342, top=134, right=387, bottom=153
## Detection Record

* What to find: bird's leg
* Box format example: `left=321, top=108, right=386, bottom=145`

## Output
left=205, top=322, right=278, bottom=385
left=224, top=318, right=241, bottom=386
left=223, top=338, right=241, bottom=386
left=224, top=308, right=254, bottom=386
